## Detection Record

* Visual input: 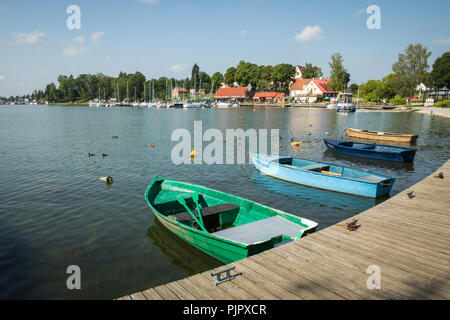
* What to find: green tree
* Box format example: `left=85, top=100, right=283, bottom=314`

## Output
left=211, top=72, right=223, bottom=92
left=302, top=63, right=323, bottom=79
left=224, top=67, right=237, bottom=86
left=272, top=64, right=295, bottom=93
left=328, top=53, right=350, bottom=92
left=392, top=43, right=432, bottom=97
left=430, top=51, right=450, bottom=89
left=235, top=61, right=260, bottom=87
left=349, top=83, right=359, bottom=95
left=191, top=64, right=200, bottom=90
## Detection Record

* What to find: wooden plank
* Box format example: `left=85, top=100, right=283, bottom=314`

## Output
left=250, top=252, right=344, bottom=300
left=153, top=284, right=180, bottom=300
left=234, top=260, right=301, bottom=300
left=166, top=281, right=197, bottom=300
left=142, top=288, right=163, bottom=300
left=130, top=292, right=147, bottom=300
left=197, top=270, right=258, bottom=300
left=239, top=256, right=321, bottom=299
left=320, top=229, right=450, bottom=285
left=177, top=278, right=213, bottom=300
left=117, top=295, right=132, bottom=300
left=275, top=242, right=399, bottom=300
left=298, top=235, right=447, bottom=299
left=187, top=273, right=235, bottom=300
left=325, top=227, right=449, bottom=271
left=259, top=250, right=362, bottom=299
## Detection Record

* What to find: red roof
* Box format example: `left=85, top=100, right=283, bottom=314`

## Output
left=214, top=87, right=248, bottom=98
left=253, top=92, right=278, bottom=98
left=290, top=79, right=311, bottom=91
left=275, top=93, right=286, bottom=98
left=312, top=79, right=338, bottom=93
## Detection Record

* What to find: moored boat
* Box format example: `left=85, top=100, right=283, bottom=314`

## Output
left=251, top=154, right=395, bottom=198
left=324, top=138, right=417, bottom=162
left=346, top=128, right=419, bottom=144
left=145, top=177, right=318, bottom=264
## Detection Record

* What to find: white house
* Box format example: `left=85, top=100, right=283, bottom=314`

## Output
left=295, top=65, right=304, bottom=79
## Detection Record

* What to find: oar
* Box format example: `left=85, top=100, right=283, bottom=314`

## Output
left=175, top=195, right=207, bottom=232
left=192, top=192, right=206, bottom=231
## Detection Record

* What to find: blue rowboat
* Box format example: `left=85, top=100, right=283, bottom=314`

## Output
left=323, top=139, right=416, bottom=162
left=251, top=154, right=395, bottom=198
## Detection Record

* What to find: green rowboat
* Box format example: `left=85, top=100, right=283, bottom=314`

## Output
left=145, top=177, right=319, bottom=264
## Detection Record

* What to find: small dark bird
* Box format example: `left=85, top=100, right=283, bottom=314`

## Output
left=346, top=219, right=359, bottom=231
left=407, top=190, right=415, bottom=199
left=435, top=172, right=444, bottom=179
left=102, top=153, right=108, bottom=158
left=88, top=152, right=95, bottom=157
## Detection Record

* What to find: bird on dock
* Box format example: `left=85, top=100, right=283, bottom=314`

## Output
left=407, top=190, right=415, bottom=199
left=88, top=152, right=95, bottom=157
left=435, top=172, right=444, bottom=179
left=102, top=153, right=108, bottom=158
left=346, top=219, right=359, bottom=231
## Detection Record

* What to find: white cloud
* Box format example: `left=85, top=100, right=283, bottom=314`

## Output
left=72, top=36, right=85, bottom=44
left=62, top=45, right=89, bottom=56
left=90, top=31, right=104, bottom=43
left=240, top=29, right=247, bottom=36
left=295, top=25, right=324, bottom=42
left=11, top=30, right=45, bottom=45
left=169, top=64, right=186, bottom=73
left=433, top=38, right=450, bottom=45
left=138, top=0, right=159, bottom=3
left=0, top=75, right=5, bottom=81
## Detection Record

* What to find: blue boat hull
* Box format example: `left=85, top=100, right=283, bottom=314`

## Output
left=323, top=139, right=416, bottom=162
left=251, top=155, right=395, bottom=198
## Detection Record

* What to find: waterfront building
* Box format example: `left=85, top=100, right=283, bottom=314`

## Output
left=214, top=86, right=252, bottom=102
left=171, top=87, right=188, bottom=99
left=290, top=78, right=338, bottom=103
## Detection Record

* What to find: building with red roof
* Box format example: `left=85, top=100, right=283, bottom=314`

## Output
left=253, top=92, right=286, bottom=103
left=214, top=86, right=252, bottom=102
left=289, top=78, right=339, bottom=103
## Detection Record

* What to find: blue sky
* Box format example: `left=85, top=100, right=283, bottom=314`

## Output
left=0, top=0, right=449, bottom=96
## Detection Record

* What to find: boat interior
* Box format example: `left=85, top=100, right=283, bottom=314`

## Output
left=275, top=157, right=388, bottom=183
left=147, top=179, right=310, bottom=245
left=337, top=141, right=405, bottom=153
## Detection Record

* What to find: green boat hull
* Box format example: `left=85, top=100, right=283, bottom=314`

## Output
left=145, top=177, right=318, bottom=264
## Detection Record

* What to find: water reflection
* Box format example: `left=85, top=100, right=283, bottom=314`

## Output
left=147, top=218, right=223, bottom=274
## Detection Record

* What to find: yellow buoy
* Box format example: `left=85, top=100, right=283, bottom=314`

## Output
left=190, top=150, right=197, bottom=158
left=291, top=141, right=302, bottom=147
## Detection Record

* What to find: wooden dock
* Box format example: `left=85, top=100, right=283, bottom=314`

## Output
left=119, top=160, right=450, bottom=300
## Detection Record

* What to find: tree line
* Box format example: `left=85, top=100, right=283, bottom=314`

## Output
left=351, top=45, right=449, bottom=102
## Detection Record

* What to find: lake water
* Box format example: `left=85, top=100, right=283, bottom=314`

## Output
left=0, top=105, right=449, bottom=299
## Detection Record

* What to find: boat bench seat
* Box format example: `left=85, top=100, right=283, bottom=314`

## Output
left=300, top=163, right=330, bottom=171
left=212, top=216, right=306, bottom=245
left=358, top=175, right=386, bottom=183
left=173, top=203, right=240, bottom=222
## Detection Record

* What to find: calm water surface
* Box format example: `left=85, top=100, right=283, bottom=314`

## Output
left=0, top=105, right=449, bottom=299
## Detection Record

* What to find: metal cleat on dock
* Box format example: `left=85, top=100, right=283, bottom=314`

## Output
left=211, top=265, right=242, bottom=286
